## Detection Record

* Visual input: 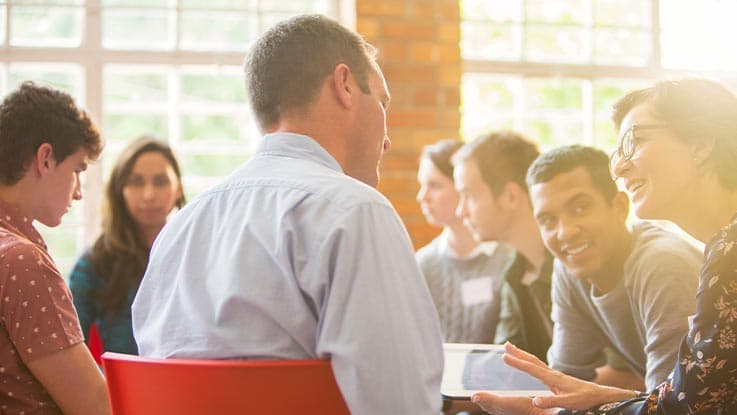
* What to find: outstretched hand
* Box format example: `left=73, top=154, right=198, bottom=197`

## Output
left=471, top=343, right=636, bottom=414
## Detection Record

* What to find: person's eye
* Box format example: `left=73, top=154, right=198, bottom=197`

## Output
left=153, top=175, right=171, bottom=187
left=126, top=176, right=145, bottom=187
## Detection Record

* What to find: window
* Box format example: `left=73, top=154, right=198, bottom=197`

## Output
left=461, top=0, right=737, bottom=149
left=0, top=0, right=347, bottom=277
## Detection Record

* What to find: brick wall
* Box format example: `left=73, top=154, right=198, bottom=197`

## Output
left=356, top=0, right=461, bottom=250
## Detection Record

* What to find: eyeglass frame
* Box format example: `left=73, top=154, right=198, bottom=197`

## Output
left=609, top=123, right=669, bottom=179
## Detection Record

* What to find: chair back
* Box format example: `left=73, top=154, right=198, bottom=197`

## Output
left=101, top=352, right=350, bottom=414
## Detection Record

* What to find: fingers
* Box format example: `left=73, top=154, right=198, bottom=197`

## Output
left=501, top=353, right=556, bottom=383
left=504, top=342, right=546, bottom=367
left=471, top=391, right=534, bottom=415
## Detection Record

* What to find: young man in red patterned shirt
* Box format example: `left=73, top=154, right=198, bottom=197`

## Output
left=0, top=82, right=110, bottom=414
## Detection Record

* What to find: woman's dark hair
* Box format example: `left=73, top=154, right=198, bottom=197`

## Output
left=421, top=139, right=463, bottom=179
left=90, top=136, right=185, bottom=316
left=613, top=77, right=737, bottom=190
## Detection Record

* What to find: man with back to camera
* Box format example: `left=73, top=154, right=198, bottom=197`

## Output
left=0, top=82, right=111, bottom=414
left=131, top=14, right=444, bottom=414
left=526, top=145, right=701, bottom=390
left=452, top=131, right=554, bottom=363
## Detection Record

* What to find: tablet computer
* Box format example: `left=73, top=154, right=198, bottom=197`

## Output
left=441, top=343, right=551, bottom=400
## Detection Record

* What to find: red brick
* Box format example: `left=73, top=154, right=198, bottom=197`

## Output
left=377, top=40, right=409, bottom=62
left=409, top=42, right=439, bottom=63
left=383, top=63, right=438, bottom=84
left=388, top=109, right=438, bottom=129
left=356, top=0, right=405, bottom=17
left=356, top=18, right=381, bottom=38
left=414, top=87, right=440, bottom=107
left=381, top=21, right=436, bottom=40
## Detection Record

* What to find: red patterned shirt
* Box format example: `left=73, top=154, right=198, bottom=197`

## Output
left=0, top=198, right=84, bottom=414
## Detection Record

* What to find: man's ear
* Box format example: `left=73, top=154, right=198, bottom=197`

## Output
left=691, top=136, right=716, bottom=167
left=498, top=181, right=525, bottom=209
left=612, top=191, right=630, bottom=221
left=332, top=63, right=354, bottom=110
left=34, top=143, right=55, bottom=177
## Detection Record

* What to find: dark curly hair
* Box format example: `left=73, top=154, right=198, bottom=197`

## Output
left=0, top=81, right=102, bottom=185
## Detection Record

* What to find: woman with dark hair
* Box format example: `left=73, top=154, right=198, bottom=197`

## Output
left=416, top=139, right=514, bottom=344
left=70, top=136, right=185, bottom=354
left=471, top=78, right=737, bottom=415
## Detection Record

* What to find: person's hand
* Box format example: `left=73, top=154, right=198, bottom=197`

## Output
left=470, top=393, right=559, bottom=415
left=472, top=342, right=637, bottom=413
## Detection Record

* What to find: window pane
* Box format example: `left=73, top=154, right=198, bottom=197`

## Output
left=0, top=7, right=6, bottom=45
left=524, top=78, right=583, bottom=147
left=179, top=11, right=252, bottom=52
left=10, top=6, right=83, bottom=47
left=14, top=0, right=83, bottom=5
left=181, top=114, right=241, bottom=142
left=104, top=113, right=168, bottom=143
left=102, top=0, right=168, bottom=5
left=258, top=0, right=331, bottom=13
left=8, top=64, right=83, bottom=101
left=461, top=74, right=519, bottom=140
left=661, top=0, right=737, bottom=71
left=593, top=78, right=649, bottom=147
left=462, top=0, right=521, bottom=22
left=526, top=24, right=588, bottom=63
left=180, top=0, right=255, bottom=7
left=103, top=9, right=174, bottom=50
left=594, top=0, right=650, bottom=27
left=180, top=71, right=246, bottom=104
left=104, top=69, right=168, bottom=105
left=461, top=22, right=520, bottom=60
left=526, top=0, right=586, bottom=24
left=180, top=153, right=248, bottom=177
left=594, top=29, right=649, bottom=66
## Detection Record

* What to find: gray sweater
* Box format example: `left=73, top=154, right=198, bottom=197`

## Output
left=548, top=221, right=702, bottom=389
left=416, top=233, right=515, bottom=343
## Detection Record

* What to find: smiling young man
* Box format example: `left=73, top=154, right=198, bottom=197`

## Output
left=0, top=82, right=110, bottom=414
left=526, top=145, right=701, bottom=390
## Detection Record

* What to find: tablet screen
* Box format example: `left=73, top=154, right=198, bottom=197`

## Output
left=441, top=343, right=551, bottom=399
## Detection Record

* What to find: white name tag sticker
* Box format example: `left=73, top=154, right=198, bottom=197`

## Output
left=461, top=277, right=493, bottom=307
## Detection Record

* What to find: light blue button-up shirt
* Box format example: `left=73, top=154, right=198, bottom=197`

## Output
left=132, top=133, right=443, bottom=414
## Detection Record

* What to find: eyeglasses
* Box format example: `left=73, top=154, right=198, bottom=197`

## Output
left=609, top=123, right=669, bottom=178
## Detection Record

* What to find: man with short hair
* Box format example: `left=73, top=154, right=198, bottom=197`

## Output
left=453, top=131, right=553, bottom=363
left=526, top=145, right=701, bottom=390
left=0, top=81, right=110, bottom=414
left=132, top=14, right=444, bottom=414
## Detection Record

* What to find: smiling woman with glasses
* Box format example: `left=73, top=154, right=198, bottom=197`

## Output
left=471, top=78, right=737, bottom=415
left=608, top=123, right=669, bottom=177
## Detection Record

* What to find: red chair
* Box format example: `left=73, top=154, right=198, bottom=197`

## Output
left=101, top=352, right=350, bottom=414
left=87, top=324, right=104, bottom=365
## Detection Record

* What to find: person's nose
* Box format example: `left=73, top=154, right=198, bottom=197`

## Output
left=383, top=135, right=391, bottom=153
left=611, top=155, right=631, bottom=180
left=73, top=173, right=83, bottom=201
left=416, top=186, right=426, bottom=203
left=455, top=197, right=467, bottom=219
left=556, top=218, right=580, bottom=242
left=142, top=183, right=156, bottom=200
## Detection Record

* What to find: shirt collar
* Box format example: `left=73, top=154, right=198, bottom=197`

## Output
left=257, top=133, right=344, bottom=174
left=438, top=229, right=499, bottom=259
left=0, top=197, right=45, bottom=248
